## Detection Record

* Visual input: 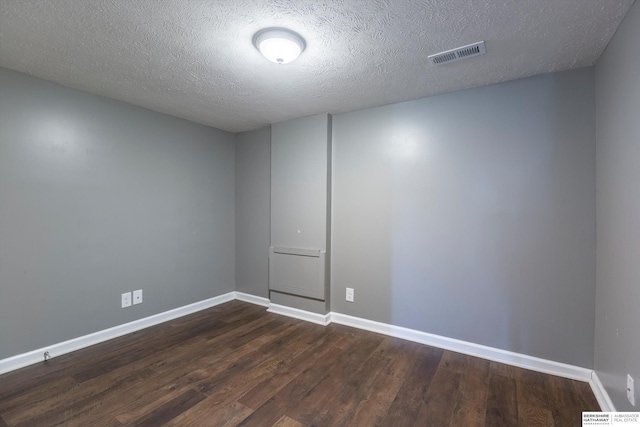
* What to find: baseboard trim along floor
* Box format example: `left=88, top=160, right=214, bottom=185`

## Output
left=267, top=303, right=331, bottom=326
left=589, top=371, right=617, bottom=411
left=0, top=292, right=236, bottom=375
left=235, top=291, right=270, bottom=307
left=329, top=312, right=592, bottom=380
left=0, top=291, right=611, bottom=411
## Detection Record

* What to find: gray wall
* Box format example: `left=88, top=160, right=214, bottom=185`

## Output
left=0, top=59, right=606, bottom=374
left=594, top=0, right=640, bottom=411
left=331, top=68, right=596, bottom=367
left=0, top=68, right=235, bottom=360
left=235, top=127, right=270, bottom=298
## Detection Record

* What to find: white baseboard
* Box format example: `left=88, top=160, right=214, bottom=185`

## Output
left=267, top=303, right=331, bottom=326
left=590, top=371, right=616, bottom=411
left=0, top=290, right=602, bottom=406
left=0, top=292, right=235, bottom=375
left=234, top=291, right=270, bottom=307
left=329, top=312, right=593, bottom=383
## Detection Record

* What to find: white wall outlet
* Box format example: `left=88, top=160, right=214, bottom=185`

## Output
left=133, top=289, right=143, bottom=305
left=346, top=287, right=354, bottom=303
left=628, top=374, right=635, bottom=406
left=121, top=292, right=132, bottom=308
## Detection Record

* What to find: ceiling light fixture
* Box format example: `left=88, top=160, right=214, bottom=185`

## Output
left=253, top=28, right=305, bottom=64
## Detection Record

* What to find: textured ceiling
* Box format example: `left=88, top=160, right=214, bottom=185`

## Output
left=0, top=0, right=635, bottom=132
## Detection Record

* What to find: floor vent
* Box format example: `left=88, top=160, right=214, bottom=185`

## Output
left=428, top=41, right=486, bottom=65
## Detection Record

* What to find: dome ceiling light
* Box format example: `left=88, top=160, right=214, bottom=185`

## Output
left=253, top=28, right=305, bottom=64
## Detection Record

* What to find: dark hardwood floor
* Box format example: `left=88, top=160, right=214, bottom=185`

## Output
left=0, top=300, right=599, bottom=426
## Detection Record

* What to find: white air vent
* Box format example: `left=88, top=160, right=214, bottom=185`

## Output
left=428, top=41, right=486, bottom=65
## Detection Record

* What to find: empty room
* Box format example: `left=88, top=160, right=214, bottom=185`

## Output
left=0, top=0, right=639, bottom=426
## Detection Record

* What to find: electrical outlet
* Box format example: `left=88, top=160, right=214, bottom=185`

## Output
left=121, top=292, right=132, bottom=308
left=628, top=374, right=635, bottom=406
left=346, top=287, right=354, bottom=303
left=133, top=289, right=143, bottom=305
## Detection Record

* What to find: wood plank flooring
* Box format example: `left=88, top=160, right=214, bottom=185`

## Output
left=0, top=300, right=600, bottom=426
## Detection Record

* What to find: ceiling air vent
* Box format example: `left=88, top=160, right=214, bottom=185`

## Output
left=428, top=41, right=486, bottom=65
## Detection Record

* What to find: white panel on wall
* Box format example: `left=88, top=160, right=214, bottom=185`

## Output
left=269, top=247, right=326, bottom=300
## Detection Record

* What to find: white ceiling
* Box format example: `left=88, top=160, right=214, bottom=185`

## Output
left=0, top=0, right=635, bottom=133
